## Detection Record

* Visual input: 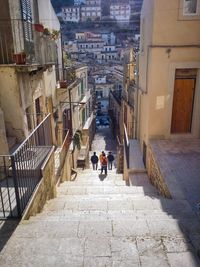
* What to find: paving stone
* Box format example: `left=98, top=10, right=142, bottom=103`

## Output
left=84, top=238, right=111, bottom=257
left=78, top=200, right=108, bottom=211
left=84, top=257, right=112, bottom=267
left=113, top=219, right=150, bottom=237
left=58, top=238, right=85, bottom=256
left=139, top=255, right=169, bottom=267
left=167, top=252, right=200, bottom=267
left=63, top=201, right=79, bottom=210
left=133, top=199, right=154, bottom=210
left=147, top=219, right=184, bottom=237
left=136, top=237, right=169, bottom=267
left=162, top=236, right=192, bottom=253
left=44, top=221, right=79, bottom=238
left=78, top=221, right=112, bottom=237
left=108, top=200, right=133, bottom=211
left=111, top=237, right=140, bottom=264
left=112, top=260, right=140, bottom=267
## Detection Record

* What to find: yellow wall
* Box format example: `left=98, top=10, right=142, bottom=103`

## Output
left=0, top=67, right=25, bottom=140
left=139, top=0, right=200, bottom=147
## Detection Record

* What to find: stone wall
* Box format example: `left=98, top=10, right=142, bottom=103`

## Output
left=147, top=145, right=171, bottom=198
left=60, top=150, right=72, bottom=182
left=23, top=147, right=56, bottom=220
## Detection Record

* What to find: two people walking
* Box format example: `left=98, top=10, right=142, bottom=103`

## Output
left=90, top=151, right=115, bottom=175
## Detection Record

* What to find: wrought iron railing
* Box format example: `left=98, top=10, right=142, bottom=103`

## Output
left=56, top=129, right=71, bottom=178
left=0, top=20, right=57, bottom=65
left=0, top=114, right=53, bottom=218
left=126, top=122, right=134, bottom=139
left=124, top=124, right=130, bottom=169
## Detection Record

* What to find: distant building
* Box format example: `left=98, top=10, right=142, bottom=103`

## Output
left=62, top=6, right=80, bottom=22
left=74, top=0, right=86, bottom=5
left=101, top=32, right=116, bottom=45
left=110, top=3, right=131, bottom=25
left=81, top=0, right=101, bottom=21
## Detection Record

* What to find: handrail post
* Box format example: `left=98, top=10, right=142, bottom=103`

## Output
left=11, top=155, right=22, bottom=217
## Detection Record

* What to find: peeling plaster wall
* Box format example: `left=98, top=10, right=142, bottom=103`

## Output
left=0, top=67, right=25, bottom=141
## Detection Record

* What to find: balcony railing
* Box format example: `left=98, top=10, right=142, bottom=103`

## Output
left=0, top=114, right=53, bottom=218
left=0, top=20, right=57, bottom=65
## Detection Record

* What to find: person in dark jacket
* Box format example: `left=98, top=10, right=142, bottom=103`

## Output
left=107, top=151, right=115, bottom=170
left=90, top=152, right=99, bottom=170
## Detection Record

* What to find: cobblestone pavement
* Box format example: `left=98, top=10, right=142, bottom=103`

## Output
left=0, top=128, right=200, bottom=266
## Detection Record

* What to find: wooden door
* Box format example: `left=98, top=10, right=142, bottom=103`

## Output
left=171, top=79, right=195, bottom=133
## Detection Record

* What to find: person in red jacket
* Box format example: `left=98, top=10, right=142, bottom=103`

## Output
left=100, top=152, right=108, bottom=175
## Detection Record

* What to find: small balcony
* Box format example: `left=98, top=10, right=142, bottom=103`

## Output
left=0, top=114, right=53, bottom=218
left=0, top=20, right=57, bottom=66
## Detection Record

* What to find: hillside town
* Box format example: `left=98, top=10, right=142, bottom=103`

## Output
left=0, top=0, right=200, bottom=266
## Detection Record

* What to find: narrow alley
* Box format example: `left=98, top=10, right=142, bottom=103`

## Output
left=0, top=127, right=200, bottom=267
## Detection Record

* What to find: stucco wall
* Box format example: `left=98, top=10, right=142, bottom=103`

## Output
left=153, top=0, right=200, bottom=45
left=0, top=67, right=25, bottom=140
left=0, top=109, right=9, bottom=155
left=139, top=48, right=200, bottom=145
left=139, top=0, right=200, bottom=146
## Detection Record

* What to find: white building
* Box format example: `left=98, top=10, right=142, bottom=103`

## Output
left=62, top=6, right=80, bottom=22
left=95, top=75, right=106, bottom=84
left=101, top=32, right=116, bottom=45
left=81, top=5, right=101, bottom=21
left=110, top=3, right=131, bottom=25
left=74, top=0, right=86, bottom=5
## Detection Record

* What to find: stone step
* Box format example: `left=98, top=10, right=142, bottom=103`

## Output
left=57, top=185, right=158, bottom=196
left=30, top=210, right=176, bottom=222
left=25, top=216, right=195, bottom=238
left=41, top=197, right=196, bottom=219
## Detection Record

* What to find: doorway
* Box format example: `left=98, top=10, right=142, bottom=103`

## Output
left=171, top=69, right=197, bottom=134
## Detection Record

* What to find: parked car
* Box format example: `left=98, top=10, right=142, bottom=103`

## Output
left=100, top=117, right=109, bottom=126
left=96, top=118, right=100, bottom=127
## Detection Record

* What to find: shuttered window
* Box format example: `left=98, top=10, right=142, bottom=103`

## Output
left=21, top=0, right=33, bottom=41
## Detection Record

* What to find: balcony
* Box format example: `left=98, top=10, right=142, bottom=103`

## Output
left=0, top=114, right=53, bottom=218
left=0, top=20, right=57, bottom=66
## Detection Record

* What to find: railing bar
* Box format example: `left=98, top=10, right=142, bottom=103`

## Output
left=0, top=182, right=6, bottom=218
left=4, top=33, right=9, bottom=64
left=17, top=145, right=26, bottom=211
left=20, top=142, right=29, bottom=208
left=10, top=155, right=21, bottom=217
left=28, top=136, right=34, bottom=199
left=15, top=150, right=25, bottom=212
left=0, top=33, right=5, bottom=64
left=3, top=157, right=13, bottom=217
left=12, top=114, right=51, bottom=155
left=15, top=152, right=26, bottom=214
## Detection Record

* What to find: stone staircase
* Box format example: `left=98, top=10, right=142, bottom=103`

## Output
left=1, top=166, right=200, bottom=266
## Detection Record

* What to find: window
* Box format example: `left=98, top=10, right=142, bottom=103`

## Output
left=21, top=0, right=33, bottom=42
left=183, top=0, right=199, bottom=15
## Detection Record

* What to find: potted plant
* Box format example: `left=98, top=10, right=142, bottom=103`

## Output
left=33, top=23, right=44, bottom=33
left=13, top=51, right=26, bottom=65
left=50, top=29, right=60, bottom=41
left=43, top=28, right=51, bottom=36
left=73, top=130, right=82, bottom=150
left=59, top=80, right=67, bottom=88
